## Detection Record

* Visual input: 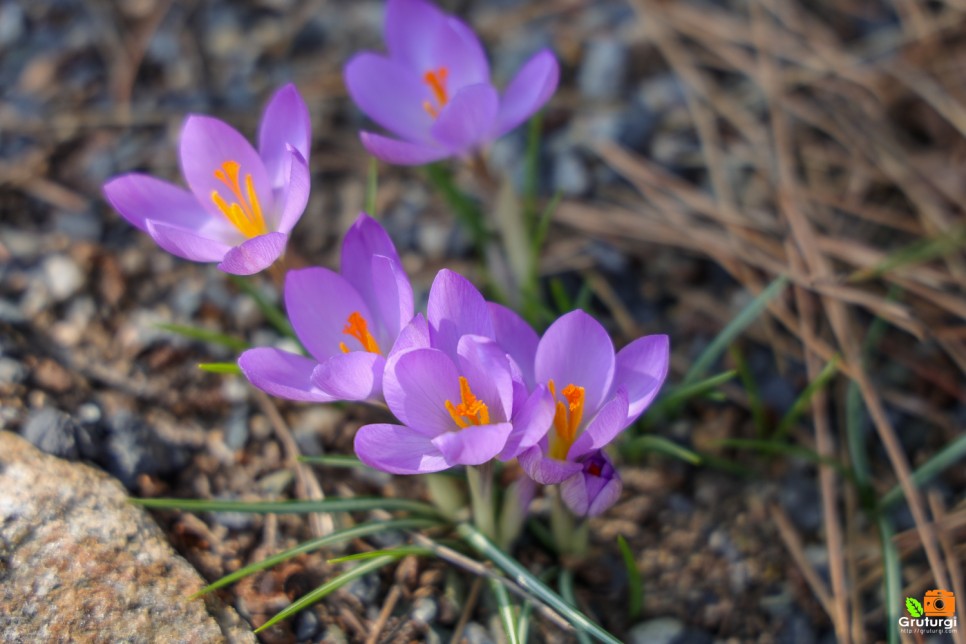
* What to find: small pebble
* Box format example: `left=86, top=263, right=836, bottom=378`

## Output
left=628, top=617, right=684, bottom=644
left=42, top=255, right=84, bottom=303
left=411, top=597, right=437, bottom=624
left=21, top=407, right=81, bottom=460
left=0, top=357, right=26, bottom=385
left=578, top=39, right=628, bottom=101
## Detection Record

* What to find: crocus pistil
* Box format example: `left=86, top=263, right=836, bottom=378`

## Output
left=548, top=379, right=586, bottom=460
left=422, top=67, right=449, bottom=117
left=339, top=311, right=383, bottom=355
left=446, top=376, right=490, bottom=428
left=211, top=160, right=268, bottom=238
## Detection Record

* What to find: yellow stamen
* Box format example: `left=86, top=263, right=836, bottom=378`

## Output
left=445, top=376, right=490, bottom=428
left=339, top=311, right=382, bottom=354
left=421, top=67, right=449, bottom=118
left=548, top=382, right=586, bottom=460
left=211, top=160, right=268, bottom=238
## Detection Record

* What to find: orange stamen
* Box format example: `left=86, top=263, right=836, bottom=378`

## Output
left=548, top=381, right=586, bottom=460
left=421, top=67, right=449, bottom=118
left=445, top=376, right=490, bottom=428
left=211, top=160, right=268, bottom=238
left=339, top=311, right=382, bottom=354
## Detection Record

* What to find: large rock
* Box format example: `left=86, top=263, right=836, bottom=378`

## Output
left=0, top=431, right=255, bottom=643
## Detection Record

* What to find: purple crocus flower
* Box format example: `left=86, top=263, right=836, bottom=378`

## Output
left=344, top=0, right=559, bottom=165
left=103, top=84, right=311, bottom=275
left=238, top=213, right=413, bottom=403
left=518, top=310, right=670, bottom=484
left=353, top=269, right=553, bottom=474
left=560, top=450, right=622, bottom=517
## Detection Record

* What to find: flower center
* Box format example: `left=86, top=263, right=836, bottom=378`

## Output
left=211, top=160, right=268, bottom=238
left=586, top=461, right=603, bottom=477
left=547, top=379, right=585, bottom=460
left=339, top=311, right=382, bottom=354
left=421, top=67, right=449, bottom=118
left=445, top=376, right=490, bottom=428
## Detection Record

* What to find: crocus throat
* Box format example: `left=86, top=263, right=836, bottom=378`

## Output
left=421, top=67, right=449, bottom=118
left=445, top=376, right=490, bottom=428
left=587, top=461, right=603, bottom=477
left=339, top=311, right=382, bottom=354
left=211, top=160, right=268, bottom=238
left=547, top=379, right=586, bottom=460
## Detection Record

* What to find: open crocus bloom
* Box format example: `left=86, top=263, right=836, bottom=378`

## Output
left=519, top=310, right=670, bottom=485
left=103, top=84, right=311, bottom=275
left=238, top=213, right=413, bottom=403
left=560, top=450, right=622, bottom=517
left=353, top=269, right=553, bottom=474
left=344, top=0, right=559, bottom=165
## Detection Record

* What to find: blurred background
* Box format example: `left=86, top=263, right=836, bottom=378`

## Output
left=1, top=0, right=964, bottom=642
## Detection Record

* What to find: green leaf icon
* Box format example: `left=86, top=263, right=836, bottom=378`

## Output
left=906, top=597, right=924, bottom=617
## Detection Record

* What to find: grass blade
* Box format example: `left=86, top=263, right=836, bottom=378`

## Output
left=457, top=522, right=622, bottom=644
left=365, top=157, right=379, bottom=216
left=646, top=370, right=736, bottom=420
left=729, top=346, right=768, bottom=437
left=198, top=362, right=241, bottom=375
left=297, top=454, right=368, bottom=468
left=876, top=514, right=902, bottom=644
left=228, top=275, right=295, bottom=340
left=848, top=224, right=966, bottom=283
left=490, top=577, right=523, bottom=644
left=683, top=275, right=789, bottom=385
left=559, top=569, right=592, bottom=644
left=328, top=546, right=434, bottom=564
left=193, top=519, right=437, bottom=597
left=773, top=357, right=839, bottom=440
left=879, top=432, right=966, bottom=511
left=424, top=163, right=488, bottom=247
left=155, top=323, right=249, bottom=351
left=622, top=435, right=702, bottom=465
left=617, top=535, right=643, bottom=620
left=714, top=439, right=851, bottom=478
left=255, top=555, right=398, bottom=633
left=131, top=496, right=441, bottom=517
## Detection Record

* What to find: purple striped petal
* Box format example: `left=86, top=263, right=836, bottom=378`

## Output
left=560, top=451, right=621, bottom=517
left=258, top=83, right=311, bottom=189
left=359, top=131, right=450, bottom=166
left=180, top=115, right=274, bottom=220
left=497, top=384, right=554, bottom=461
left=354, top=423, right=449, bottom=474
left=456, top=335, right=514, bottom=422
left=568, top=388, right=629, bottom=460
left=145, top=220, right=232, bottom=262
left=382, top=348, right=461, bottom=436
left=535, top=310, right=615, bottom=414
left=345, top=53, right=433, bottom=142
left=275, top=147, right=310, bottom=234
left=103, top=174, right=228, bottom=236
left=238, top=348, right=333, bottom=403
left=432, top=421, right=513, bottom=466
left=388, top=314, right=431, bottom=360
left=615, top=334, right=670, bottom=424
left=217, top=231, right=287, bottom=275
left=427, top=269, right=494, bottom=361
left=518, top=442, right=583, bottom=485
left=284, top=267, right=372, bottom=363
left=311, top=353, right=385, bottom=401
left=430, top=83, right=499, bottom=152
left=494, top=49, right=560, bottom=137
left=488, top=302, right=539, bottom=389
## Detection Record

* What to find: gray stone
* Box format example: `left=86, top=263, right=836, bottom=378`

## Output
left=628, top=617, right=685, bottom=644
left=41, top=254, right=84, bottom=302
left=0, top=431, right=255, bottom=642
left=0, top=357, right=26, bottom=385
left=100, top=411, right=191, bottom=489
left=464, top=622, right=494, bottom=644
left=578, top=39, right=628, bottom=101
left=412, top=596, right=438, bottom=624
left=553, top=152, right=591, bottom=197
left=293, top=608, right=321, bottom=641
left=0, top=2, right=24, bottom=48
left=20, top=407, right=82, bottom=460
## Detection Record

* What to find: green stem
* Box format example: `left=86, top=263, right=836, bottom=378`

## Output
left=466, top=463, right=496, bottom=541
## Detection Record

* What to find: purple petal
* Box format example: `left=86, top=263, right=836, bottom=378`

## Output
left=238, top=348, right=333, bottom=402
left=103, top=174, right=229, bottom=236
left=494, top=49, right=560, bottom=137
left=518, top=442, right=582, bottom=485
left=587, top=474, right=622, bottom=517
left=430, top=83, right=499, bottom=152
left=354, top=423, right=449, bottom=474
left=284, top=267, right=372, bottom=363
left=560, top=452, right=622, bottom=517
left=388, top=314, right=431, bottom=361
left=432, top=422, right=513, bottom=466
left=488, top=302, right=539, bottom=388
left=180, top=115, right=274, bottom=219
left=615, top=334, right=670, bottom=424
left=359, top=131, right=450, bottom=166
left=311, top=353, right=385, bottom=401
left=498, top=385, right=554, bottom=461
left=217, top=231, right=287, bottom=275
left=274, top=147, right=310, bottom=234
left=345, top=53, right=433, bottom=142
left=145, top=220, right=232, bottom=262
left=456, top=335, right=514, bottom=422
left=382, top=348, right=461, bottom=436
left=385, top=0, right=488, bottom=87
left=369, top=255, right=414, bottom=348
left=341, top=213, right=404, bottom=278
left=535, top=310, right=615, bottom=414
left=258, top=83, right=311, bottom=190
left=427, top=269, right=494, bottom=361
left=568, top=389, right=629, bottom=460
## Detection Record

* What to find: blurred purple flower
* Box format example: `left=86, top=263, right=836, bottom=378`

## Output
left=353, top=269, right=553, bottom=474
left=344, top=0, right=559, bottom=165
left=560, top=450, right=622, bottom=517
left=238, top=213, right=413, bottom=403
left=518, top=310, right=670, bottom=484
left=104, top=84, right=311, bottom=275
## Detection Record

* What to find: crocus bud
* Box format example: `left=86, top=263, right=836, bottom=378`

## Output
left=560, top=450, right=622, bottom=518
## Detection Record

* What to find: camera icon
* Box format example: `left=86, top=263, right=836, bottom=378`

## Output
left=923, top=589, right=956, bottom=617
